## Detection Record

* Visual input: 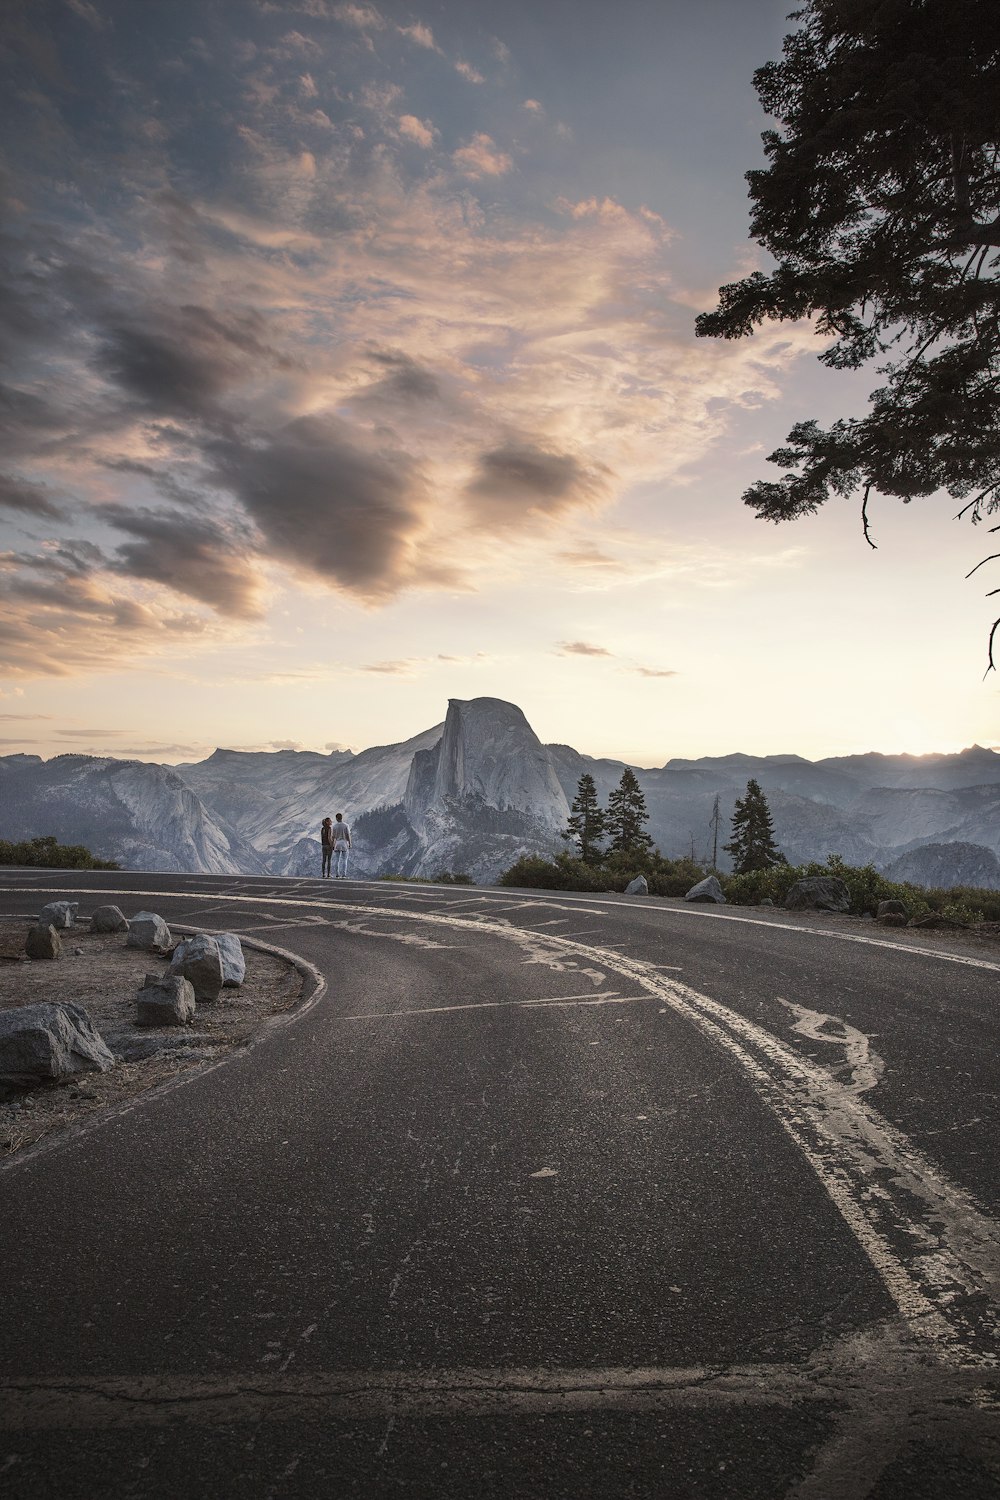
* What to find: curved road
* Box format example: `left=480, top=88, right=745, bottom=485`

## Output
left=1, top=870, right=999, bottom=1498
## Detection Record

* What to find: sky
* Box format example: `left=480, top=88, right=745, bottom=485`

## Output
left=1, top=0, right=996, bottom=768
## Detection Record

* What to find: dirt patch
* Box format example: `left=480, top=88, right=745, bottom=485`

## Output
left=0, top=919, right=305, bottom=1158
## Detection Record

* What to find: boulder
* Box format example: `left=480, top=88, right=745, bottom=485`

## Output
left=877, top=911, right=908, bottom=928
left=136, top=972, right=196, bottom=1028
left=784, top=877, right=851, bottom=913
left=215, top=932, right=246, bottom=988
left=169, top=933, right=224, bottom=1003
left=25, top=924, right=62, bottom=960
left=877, top=899, right=908, bottom=919
left=624, top=876, right=648, bottom=897
left=126, top=912, right=172, bottom=951
left=0, top=1001, right=115, bottom=1087
left=38, top=901, right=78, bottom=930
left=684, top=876, right=726, bottom=904
left=90, top=904, right=129, bottom=934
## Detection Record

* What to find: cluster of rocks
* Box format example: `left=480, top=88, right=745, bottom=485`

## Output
left=1, top=902, right=246, bottom=1096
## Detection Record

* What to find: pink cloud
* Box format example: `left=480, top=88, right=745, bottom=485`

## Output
left=452, top=133, right=511, bottom=178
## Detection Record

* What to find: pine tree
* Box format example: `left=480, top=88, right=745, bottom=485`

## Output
left=724, top=779, right=784, bottom=873
left=605, top=768, right=653, bottom=857
left=562, top=773, right=606, bottom=864
left=695, top=0, right=1000, bottom=667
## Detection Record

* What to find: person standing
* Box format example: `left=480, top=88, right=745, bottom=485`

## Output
left=333, top=812, right=351, bottom=878
left=320, top=816, right=334, bottom=878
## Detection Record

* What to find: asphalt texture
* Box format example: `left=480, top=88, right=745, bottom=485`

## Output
left=1, top=870, right=999, bottom=1499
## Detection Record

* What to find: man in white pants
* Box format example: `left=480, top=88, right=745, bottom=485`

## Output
left=333, top=812, right=351, bottom=878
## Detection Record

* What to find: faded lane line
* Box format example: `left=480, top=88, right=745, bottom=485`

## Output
left=3, top=1338, right=997, bottom=1433
left=339, top=992, right=650, bottom=1021
left=7, top=882, right=996, bottom=973
left=778, top=997, right=885, bottom=1095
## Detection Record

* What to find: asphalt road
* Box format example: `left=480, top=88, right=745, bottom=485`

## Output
left=1, top=870, right=999, bottom=1499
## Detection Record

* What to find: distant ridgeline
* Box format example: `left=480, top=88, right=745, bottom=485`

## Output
left=1, top=701, right=998, bottom=891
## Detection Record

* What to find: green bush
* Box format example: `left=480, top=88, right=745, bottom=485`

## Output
left=719, top=854, right=998, bottom=924
left=498, top=850, right=712, bottom=896
left=0, top=835, right=119, bottom=871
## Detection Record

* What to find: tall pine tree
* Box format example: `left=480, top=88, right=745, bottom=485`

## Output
left=562, top=773, right=606, bottom=864
left=724, top=779, right=784, bottom=873
left=605, top=768, right=653, bottom=857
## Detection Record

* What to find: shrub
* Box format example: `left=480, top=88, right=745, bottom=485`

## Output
left=498, top=854, right=614, bottom=891
left=0, top=835, right=119, bottom=870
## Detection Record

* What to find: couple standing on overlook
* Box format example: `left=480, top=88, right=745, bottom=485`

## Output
left=321, top=813, right=351, bottom=879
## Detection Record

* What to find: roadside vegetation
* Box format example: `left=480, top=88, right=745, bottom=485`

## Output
left=0, top=835, right=119, bottom=871
left=499, top=772, right=1000, bottom=926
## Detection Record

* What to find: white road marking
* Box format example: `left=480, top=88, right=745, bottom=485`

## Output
left=10, top=881, right=995, bottom=972
left=777, top=998, right=886, bottom=1095
left=339, top=993, right=648, bottom=1021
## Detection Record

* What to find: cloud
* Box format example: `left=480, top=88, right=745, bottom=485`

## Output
left=0, top=712, right=54, bottom=721
left=333, top=2, right=385, bottom=29
left=466, top=444, right=606, bottom=525
left=633, top=666, right=678, bottom=678
left=357, top=348, right=441, bottom=404
left=397, top=114, right=435, bottom=149
left=523, top=99, right=543, bottom=113
left=361, top=659, right=414, bottom=674
left=455, top=60, right=484, bottom=84
left=554, top=544, right=626, bottom=572
left=0, top=473, right=65, bottom=519
left=55, top=727, right=132, bottom=737
left=209, top=414, right=434, bottom=601
left=558, top=640, right=613, bottom=658
left=65, top=0, right=110, bottom=30
left=269, top=738, right=303, bottom=749
left=0, top=8, right=828, bottom=685
left=398, top=21, right=438, bottom=51
left=0, top=551, right=226, bottom=678
left=97, top=304, right=291, bottom=419
left=99, top=506, right=268, bottom=619
left=452, top=133, right=511, bottom=178
left=325, top=740, right=351, bottom=751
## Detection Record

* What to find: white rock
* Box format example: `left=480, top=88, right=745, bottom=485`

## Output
left=625, top=876, right=648, bottom=896
left=38, top=901, right=78, bottom=930
left=684, top=876, right=726, bottom=904
left=25, top=924, right=62, bottom=960
left=90, top=904, right=129, bottom=934
left=136, top=973, right=196, bottom=1028
left=169, top=934, right=224, bottom=1002
left=126, top=912, right=172, bottom=951
left=0, top=1002, right=115, bottom=1087
left=215, top=932, right=246, bottom=987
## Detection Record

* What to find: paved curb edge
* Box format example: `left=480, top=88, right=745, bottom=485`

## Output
left=0, top=921, right=328, bottom=1177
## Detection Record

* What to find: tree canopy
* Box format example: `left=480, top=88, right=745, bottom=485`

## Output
left=696, top=0, right=1000, bottom=667
left=605, top=768, right=654, bottom=857
left=562, top=773, right=607, bottom=864
left=724, top=779, right=785, bottom=873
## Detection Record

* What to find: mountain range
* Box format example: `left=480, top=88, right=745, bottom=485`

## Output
left=2, top=697, right=999, bottom=889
